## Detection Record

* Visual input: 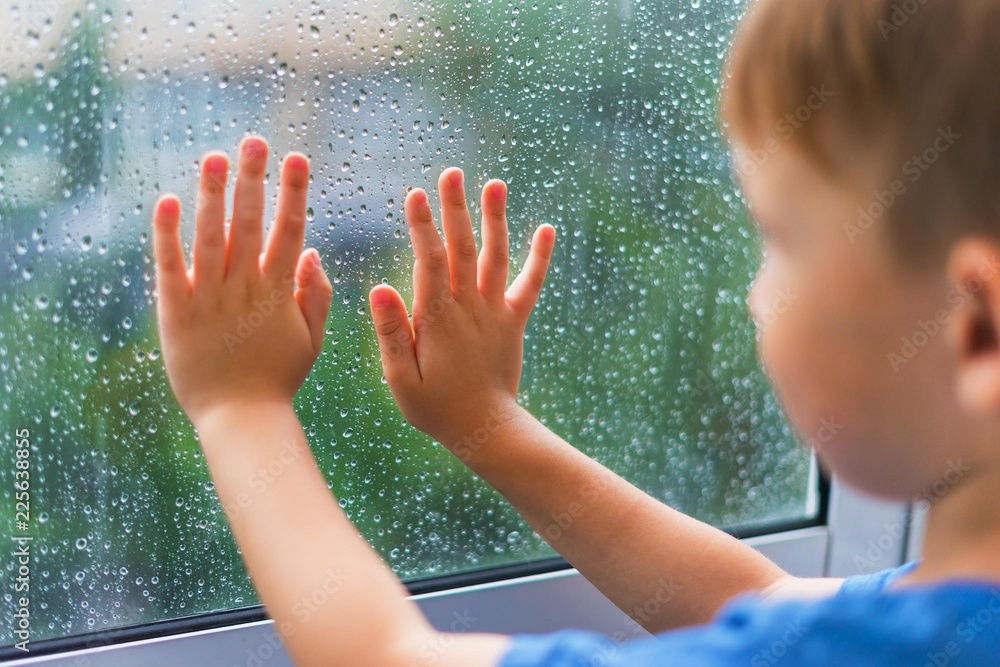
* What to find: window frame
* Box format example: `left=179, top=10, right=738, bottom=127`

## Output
left=3, top=473, right=917, bottom=666
left=1, top=1, right=914, bottom=660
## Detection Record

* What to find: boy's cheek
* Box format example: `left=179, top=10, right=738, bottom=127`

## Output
left=751, top=276, right=827, bottom=412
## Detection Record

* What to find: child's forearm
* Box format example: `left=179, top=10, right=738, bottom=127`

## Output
left=367, top=172, right=789, bottom=633
left=151, top=142, right=510, bottom=667
left=452, top=401, right=789, bottom=632
left=194, top=401, right=507, bottom=667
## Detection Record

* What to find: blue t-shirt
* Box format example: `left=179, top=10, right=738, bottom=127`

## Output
left=499, top=562, right=1000, bottom=666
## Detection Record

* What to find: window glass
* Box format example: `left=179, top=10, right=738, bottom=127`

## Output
left=0, top=0, right=815, bottom=644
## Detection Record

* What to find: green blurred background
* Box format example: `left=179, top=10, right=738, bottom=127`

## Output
left=0, top=0, right=814, bottom=645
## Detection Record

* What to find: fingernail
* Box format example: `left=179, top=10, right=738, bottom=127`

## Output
left=449, top=169, right=463, bottom=187
left=409, top=189, right=428, bottom=206
left=204, top=154, right=228, bottom=175
left=492, top=181, right=507, bottom=202
left=158, top=197, right=179, bottom=216
left=285, top=153, right=309, bottom=171
left=242, top=136, right=268, bottom=158
left=309, top=250, right=322, bottom=269
left=371, top=289, right=392, bottom=309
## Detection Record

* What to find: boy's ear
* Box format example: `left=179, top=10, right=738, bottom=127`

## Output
left=947, top=239, right=1000, bottom=415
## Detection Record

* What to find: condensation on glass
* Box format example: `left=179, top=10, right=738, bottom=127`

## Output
left=0, top=0, right=815, bottom=644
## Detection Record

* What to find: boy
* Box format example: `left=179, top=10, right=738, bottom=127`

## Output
left=150, top=0, right=1000, bottom=664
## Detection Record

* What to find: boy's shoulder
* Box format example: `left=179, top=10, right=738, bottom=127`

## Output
left=500, top=562, right=1000, bottom=667
left=836, top=559, right=920, bottom=596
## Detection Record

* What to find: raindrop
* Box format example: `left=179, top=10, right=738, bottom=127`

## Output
left=0, top=0, right=812, bottom=641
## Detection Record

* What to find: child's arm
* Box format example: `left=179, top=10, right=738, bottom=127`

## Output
left=152, top=137, right=508, bottom=667
left=369, top=170, right=839, bottom=633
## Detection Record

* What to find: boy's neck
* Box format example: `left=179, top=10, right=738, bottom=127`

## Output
left=899, top=461, right=1000, bottom=586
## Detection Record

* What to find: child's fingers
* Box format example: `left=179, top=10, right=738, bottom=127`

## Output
left=405, top=189, right=451, bottom=308
left=152, top=195, right=190, bottom=307
left=506, top=224, right=557, bottom=322
left=438, top=168, right=478, bottom=294
left=477, top=180, right=510, bottom=299
left=192, top=152, right=230, bottom=289
left=294, top=249, right=333, bottom=355
left=369, top=285, right=420, bottom=386
left=263, top=153, right=310, bottom=280
left=228, top=136, right=269, bottom=279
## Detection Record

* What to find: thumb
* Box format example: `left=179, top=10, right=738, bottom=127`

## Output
left=369, top=285, right=419, bottom=386
left=506, top=224, right=556, bottom=323
left=294, top=249, right=333, bottom=354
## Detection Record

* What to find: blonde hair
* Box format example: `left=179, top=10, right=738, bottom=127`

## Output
left=721, top=0, right=1000, bottom=263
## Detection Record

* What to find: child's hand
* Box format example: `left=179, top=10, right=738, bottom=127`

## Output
left=152, top=137, right=333, bottom=428
left=369, top=168, right=556, bottom=451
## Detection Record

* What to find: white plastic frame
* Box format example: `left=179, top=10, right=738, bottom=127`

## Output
left=7, top=476, right=915, bottom=667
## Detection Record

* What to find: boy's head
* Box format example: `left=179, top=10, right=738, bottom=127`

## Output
left=720, top=0, right=1000, bottom=501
